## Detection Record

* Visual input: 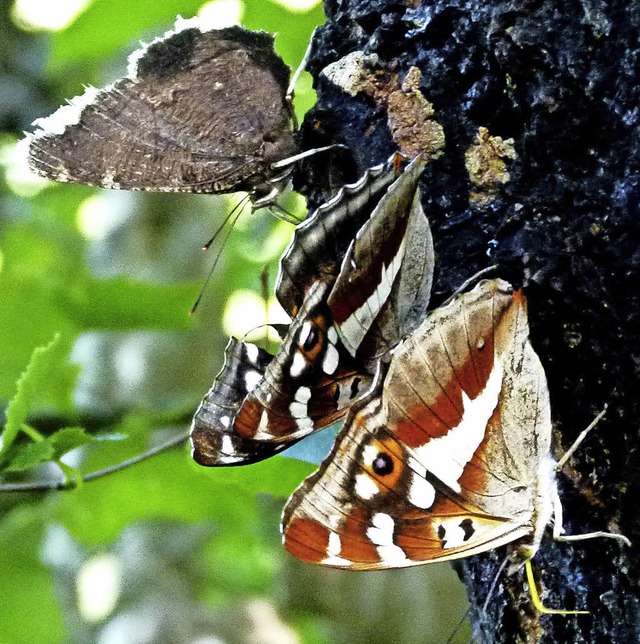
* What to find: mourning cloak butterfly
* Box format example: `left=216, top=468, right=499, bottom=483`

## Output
left=23, top=16, right=300, bottom=207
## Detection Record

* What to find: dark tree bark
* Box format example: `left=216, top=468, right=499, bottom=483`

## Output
left=296, top=1, right=640, bottom=641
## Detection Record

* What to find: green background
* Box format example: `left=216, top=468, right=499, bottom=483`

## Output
left=0, top=0, right=470, bottom=641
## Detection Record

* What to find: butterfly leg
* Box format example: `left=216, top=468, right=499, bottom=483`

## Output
left=524, top=559, right=589, bottom=615
left=550, top=486, right=631, bottom=546
left=555, top=404, right=608, bottom=471
left=552, top=405, right=630, bottom=546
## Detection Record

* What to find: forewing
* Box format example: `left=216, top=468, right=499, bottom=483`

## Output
left=327, top=156, right=433, bottom=361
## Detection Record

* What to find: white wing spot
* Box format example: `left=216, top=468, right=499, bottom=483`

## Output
left=408, top=475, right=436, bottom=509
left=366, top=515, right=407, bottom=565
left=322, top=532, right=351, bottom=567
left=290, top=351, right=307, bottom=378
left=439, top=520, right=475, bottom=549
left=220, top=434, right=234, bottom=455
left=414, top=359, right=503, bottom=492
left=377, top=544, right=408, bottom=566
left=289, top=401, right=308, bottom=418
left=367, top=512, right=395, bottom=545
left=245, top=343, right=259, bottom=364
left=244, top=370, right=262, bottom=393
left=294, top=416, right=314, bottom=433
left=297, top=321, right=313, bottom=348
left=218, top=415, right=230, bottom=428
left=257, top=410, right=269, bottom=433
left=322, top=344, right=339, bottom=375
left=355, top=473, right=379, bottom=500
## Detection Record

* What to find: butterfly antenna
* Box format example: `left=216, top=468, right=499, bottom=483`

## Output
left=444, top=605, right=472, bottom=644
left=556, top=403, right=608, bottom=470
left=203, top=195, right=250, bottom=251
left=261, top=265, right=270, bottom=348
left=481, top=555, right=510, bottom=615
left=442, top=265, right=500, bottom=308
left=287, top=27, right=316, bottom=102
left=190, top=198, right=247, bottom=316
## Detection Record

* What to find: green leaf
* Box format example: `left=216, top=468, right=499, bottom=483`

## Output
left=50, top=0, right=207, bottom=67
left=61, top=276, right=199, bottom=330
left=1, top=334, right=79, bottom=459
left=3, top=438, right=54, bottom=473
left=0, top=277, right=78, bottom=400
left=54, top=446, right=313, bottom=547
left=0, top=506, right=65, bottom=644
left=3, top=427, right=124, bottom=474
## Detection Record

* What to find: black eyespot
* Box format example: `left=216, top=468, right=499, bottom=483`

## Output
left=437, top=524, right=446, bottom=540
left=332, top=385, right=341, bottom=406
left=372, top=452, right=394, bottom=476
left=460, top=518, right=475, bottom=541
left=302, top=327, right=317, bottom=351
left=350, top=377, right=362, bottom=399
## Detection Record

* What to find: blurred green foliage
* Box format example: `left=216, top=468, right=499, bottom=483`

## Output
left=0, top=1, right=470, bottom=642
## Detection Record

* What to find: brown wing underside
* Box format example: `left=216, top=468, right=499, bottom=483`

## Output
left=282, top=279, right=552, bottom=568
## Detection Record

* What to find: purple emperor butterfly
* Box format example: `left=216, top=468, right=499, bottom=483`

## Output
left=191, top=155, right=434, bottom=465
left=282, top=279, right=628, bottom=573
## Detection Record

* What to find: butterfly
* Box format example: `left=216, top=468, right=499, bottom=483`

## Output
left=22, top=16, right=303, bottom=208
left=191, top=154, right=435, bottom=465
left=281, top=278, right=627, bottom=571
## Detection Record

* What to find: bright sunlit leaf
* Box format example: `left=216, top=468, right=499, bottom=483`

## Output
left=76, top=194, right=130, bottom=241
left=222, top=290, right=289, bottom=339
left=2, top=138, right=50, bottom=197
left=197, top=0, right=244, bottom=27
left=12, top=0, right=92, bottom=32
left=272, top=0, right=321, bottom=12
left=77, top=553, right=122, bottom=622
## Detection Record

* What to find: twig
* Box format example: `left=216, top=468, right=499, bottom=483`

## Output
left=0, top=430, right=190, bottom=493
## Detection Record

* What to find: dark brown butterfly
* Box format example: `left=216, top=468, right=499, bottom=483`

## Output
left=23, top=17, right=301, bottom=208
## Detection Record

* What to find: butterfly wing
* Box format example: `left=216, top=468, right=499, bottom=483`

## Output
left=282, top=279, right=553, bottom=568
left=327, top=156, right=434, bottom=363
left=25, top=21, right=296, bottom=196
left=276, top=155, right=404, bottom=315
left=233, top=280, right=372, bottom=443
left=191, top=156, right=435, bottom=463
left=191, top=337, right=292, bottom=466
left=233, top=158, right=434, bottom=444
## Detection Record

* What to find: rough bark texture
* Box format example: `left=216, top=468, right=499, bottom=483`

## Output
left=295, top=1, right=640, bottom=642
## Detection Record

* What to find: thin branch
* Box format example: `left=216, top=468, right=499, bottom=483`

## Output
left=0, top=430, right=190, bottom=493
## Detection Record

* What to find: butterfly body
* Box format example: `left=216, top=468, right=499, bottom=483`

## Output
left=282, top=279, right=556, bottom=569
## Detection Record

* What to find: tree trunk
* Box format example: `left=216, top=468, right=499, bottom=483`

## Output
left=297, top=1, right=640, bottom=641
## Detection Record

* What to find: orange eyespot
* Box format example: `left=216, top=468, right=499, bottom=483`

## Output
left=362, top=437, right=404, bottom=489
left=297, top=314, right=327, bottom=360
